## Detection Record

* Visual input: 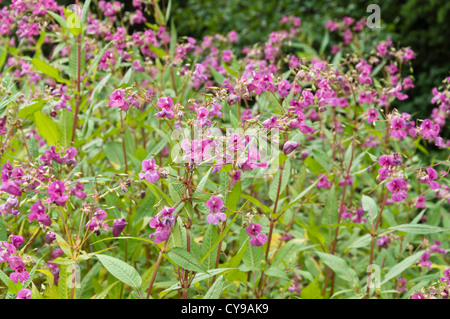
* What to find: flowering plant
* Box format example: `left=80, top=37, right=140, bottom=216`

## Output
left=0, top=1, right=448, bottom=300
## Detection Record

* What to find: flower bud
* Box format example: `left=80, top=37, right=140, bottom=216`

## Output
left=46, top=232, right=56, bottom=244
left=283, top=141, right=300, bottom=155
left=112, top=218, right=128, bottom=237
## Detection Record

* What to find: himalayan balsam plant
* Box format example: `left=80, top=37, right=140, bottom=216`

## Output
left=0, top=0, right=448, bottom=300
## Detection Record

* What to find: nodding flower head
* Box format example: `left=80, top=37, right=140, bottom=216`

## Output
left=246, top=223, right=267, bottom=247
left=205, top=196, right=227, bottom=225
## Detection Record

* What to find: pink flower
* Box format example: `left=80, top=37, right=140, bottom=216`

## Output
left=367, top=109, right=379, bottom=124
left=205, top=196, right=227, bottom=225
left=414, top=195, right=426, bottom=209
left=16, top=288, right=31, bottom=299
left=149, top=206, right=175, bottom=244
left=386, top=177, right=408, bottom=202
left=283, top=141, right=300, bottom=155
left=246, top=223, right=267, bottom=247
left=139, top=158, right=160, bottom=183
left=317, top=174, right=331, bottom=189
left=107, top=89, right=129, bottom=111
left=47, top=180, right=69, bottom=206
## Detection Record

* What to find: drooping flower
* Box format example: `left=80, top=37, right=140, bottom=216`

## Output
left=107, top=89, right=129, bottom=112
left=149, top=206, right=176, bottom=244
left=16, top=288, right=31, bottom=299
left=367, top=108, right=379, bottom=124
left=28, top=201, right=52, bottom=226
left=47, top=180, right=69, bottom=206
left=420, top=251, right=432, bottom=268
left=377, top=235, right=391, bottom=249
left=10, top=236, right=23, bottom=248
left=386, top=177, right=408, bottom=202
left=317, top=174, right=331, bottom=189
left=283, top=141, right=300, bottom=155
left=139, top=158, right=160, bottom=183
left=246, top=223, right=267, bottom=247
left=205, top=196, right=227, bottom=225
left=112, top=218, right=128, bottom=237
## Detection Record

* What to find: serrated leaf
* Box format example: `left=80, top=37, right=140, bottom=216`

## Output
left=58, top=108, right=73, bottom=148
left=34, top=111, right=60, bottom=146
left=381, top=251, right=424, bottom=285
left=203, top=275, right=225, bottom=299
left=167, top=247, right=209, bottom=274
left=316, top=251, right=358, bottom=284
left=96, top=254, right=142, bottom=297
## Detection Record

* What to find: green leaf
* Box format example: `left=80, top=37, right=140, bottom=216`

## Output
left=203, top=275, right=225, bottom=299
left=304, top=156, right=325, bottom=175
left=382, top=224, right=448, bottom=235
left=8, top=278, right=22, bottom=294
left=381, top=251, right=424, bottom=285
left=0, top=217, right=7, bottom=241
left=57, top=265, right=68, bottom=299
left=96, top=254, right=142, bottom=297
left=81, top=0, right=91, bottom=26
left=94, top=280, right=120, bottom=299
left=225, top=180, right=241, bottom=211
left=199, top=213, right=239, bottom=264
left=46, top=10, right=68, bottom=29
left=0, top=269, right=9, bottom=286
left=229, top=109, right=239, bottom=129
left=58, top=108, right=74, bottom=148
left=31, top=58, right=68, bottom=84
left=54, top=233, right=71, bottom=257
left=269, top=159, right=290, bottom=202
left=281, top=177, right=320, bottom=213
left=242, top=244, right=264, bottom=271
left=160, top=268, right=235, bottom=296
left=103, top=141, right=124, bottom=168
left=34, top=111, right=60, bottom=146
left=64, top=7, right=82, bottom=35
left=201, top=225, right=218, bottom=270
left=149, top=44, right=167, bottom=59
left=167, top=247, right=209, bottom=274
left=196, top=167, right=212, bottom=192
left=316, top=251, right=358, bottom=284
left=18, top=100, right=46, bottom=118
left=271, top=241, right=315, bottom=267
left=169, top=20, right=177, bottom=57
left=362, top=195, right=378, bottom=229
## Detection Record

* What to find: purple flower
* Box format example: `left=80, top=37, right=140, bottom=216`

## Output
left=376, top=236, right=391, bottom=249
left=112, top=218, right=128, bottom=237
left=246, top=223, right=267, bottom=247
left=9, top=256, right=29, bottom=283
left=16, top=288, right=31, bottom=299
left=47, top=180, right=68, bottom=206
left=107, top=89, right=129, bottom=112
left=70, top=182, right=87, bottom=199
left=420, top=251, right=432, bottom=268
left=367, top=108, right=379, bottom=124
left=205, top=196, right=227, bottom=225
left=283, top=141, right=300, bottom=155
left=0, top=181, right=22, bottom=197
left=139, top=158, right=160, bottom=183
left=317, top=174, right=331, bottom=189
left=28, top=201, right=52, bottom=226
left=149, top=206, right=176, bottom=244
left=46, top=232, right=56, bottom=244
left=386, top=177, right=408, bottom=202
left=10, top=235, right=23, bottom=248
left=411, top=293, right=425, bottom=299
left=414, top=195, right=426, bottom=209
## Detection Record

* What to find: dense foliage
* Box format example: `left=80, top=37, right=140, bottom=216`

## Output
left=0, top=0, right=449, bottom=300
